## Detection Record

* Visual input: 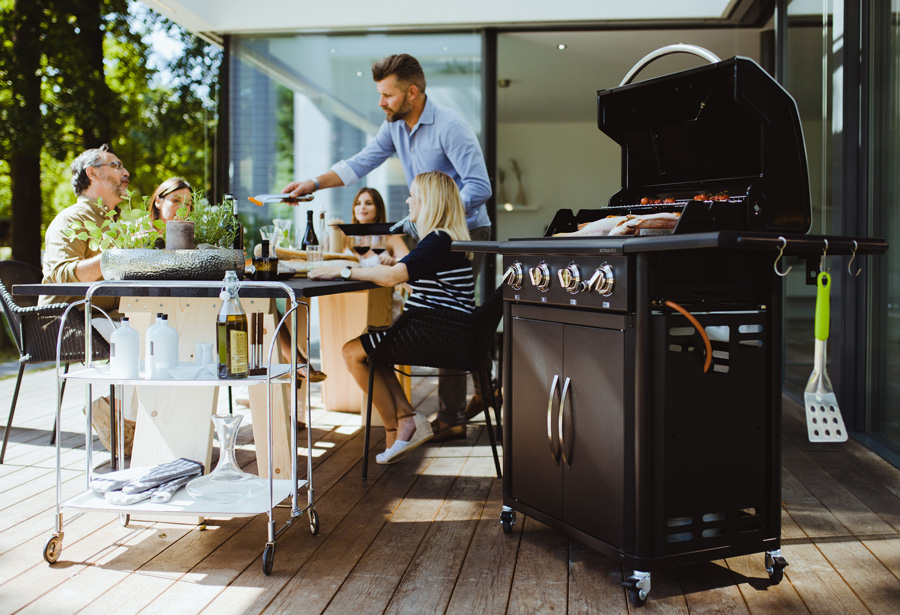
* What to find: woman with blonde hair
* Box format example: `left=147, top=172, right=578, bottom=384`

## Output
left=310, top=171, right=474, bottom=463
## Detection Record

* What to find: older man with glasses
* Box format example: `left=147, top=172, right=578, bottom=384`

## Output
left=41, top=144, right=130, bottom=308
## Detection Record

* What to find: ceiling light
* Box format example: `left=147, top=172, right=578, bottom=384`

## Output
left=356, top=71, right=363, bottom=77
left=557, top=44, right=567, bottom=50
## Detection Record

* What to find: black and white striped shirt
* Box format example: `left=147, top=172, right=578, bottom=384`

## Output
left=401, top=231, right=474, bottom=313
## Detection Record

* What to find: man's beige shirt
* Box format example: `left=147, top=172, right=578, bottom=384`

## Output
left=40, top=196, right=118, bottom=310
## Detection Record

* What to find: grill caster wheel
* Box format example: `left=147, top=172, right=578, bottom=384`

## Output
left=43, top=535, right=62, bottom=564
left=119, top=514, right=130, bottom=527
left=262, top=543, right=275, bottom=576
left=765, top=550, right=788, bottom=585
left=500, top=507, right=516, bottom=534
left=622, top=571, right=651, bottom=607
left=309, top=509, right=319, bottom=535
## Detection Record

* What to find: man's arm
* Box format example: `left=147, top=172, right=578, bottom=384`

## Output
left=282, top=122, right=397, bottom=198
left=442, top=119, right=492, bottom=217
left=73, top=254, right=103, bottom=282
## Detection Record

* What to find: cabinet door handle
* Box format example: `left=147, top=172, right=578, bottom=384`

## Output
left=559, top=376, right=572, bottom=468
left=547, top=374, right=560, bottom=462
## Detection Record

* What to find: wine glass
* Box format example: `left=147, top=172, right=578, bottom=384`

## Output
left=369, top=235, right=387, bottom=260
left=350, top=235, right=370, bottom=260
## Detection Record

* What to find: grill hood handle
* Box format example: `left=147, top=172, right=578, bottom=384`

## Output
left=619, top=44, right=722, bottom=87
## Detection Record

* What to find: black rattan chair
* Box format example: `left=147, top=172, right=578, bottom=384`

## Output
left=0, top=261, right=109, bottom=463
left=361, top=286, right=503, bottom=481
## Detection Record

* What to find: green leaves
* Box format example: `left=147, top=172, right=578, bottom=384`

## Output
left=62, top=196, right=163, bottom=250
left=184, top=190, right=237, bottom=247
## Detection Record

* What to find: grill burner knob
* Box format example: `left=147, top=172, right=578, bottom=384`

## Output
left=503, top=262, right=524, bottom=290
left=529, top=262, right=551, bottom=292
left=558, top=264, right=582, bottom=294
left=584, top=264, right=615, bottom=296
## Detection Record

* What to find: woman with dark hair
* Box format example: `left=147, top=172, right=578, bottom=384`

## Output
left=148, top=177, right=192, bottom=223
left=347, top=187, right=409, bottom=265
left=310, top=171, right=474, bottom=464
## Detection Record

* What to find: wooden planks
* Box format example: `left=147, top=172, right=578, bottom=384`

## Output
left=2, top=365, right=900, bottom=614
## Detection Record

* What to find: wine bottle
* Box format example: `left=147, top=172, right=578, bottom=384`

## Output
left=216, top=271, right=249, bottom=379
left=301, top=210, right=319, bottom=249
left=253, top=239, right=278, bottom=281
left=226, top=194, right=243, bottom=251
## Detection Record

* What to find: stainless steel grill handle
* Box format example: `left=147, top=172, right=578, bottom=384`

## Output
left=619, top=44, right=722, bottom=87
left=559, top=377, right=572, bottom=469
left=547, top=374, right=560, bottom=463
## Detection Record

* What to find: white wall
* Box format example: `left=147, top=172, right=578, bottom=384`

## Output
left=496, top=121, right=621, bottom=240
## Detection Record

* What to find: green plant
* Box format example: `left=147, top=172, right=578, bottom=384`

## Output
left=178, top=190, right=237, bottom=247
left=62, top=197, right=165, bottom=250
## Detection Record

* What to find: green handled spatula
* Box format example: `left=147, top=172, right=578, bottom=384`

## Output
left=804, top=271, right=848, bottom=442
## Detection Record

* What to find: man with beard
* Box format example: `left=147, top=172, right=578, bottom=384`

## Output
left=41, top=143, right=130, bottom=308
left=40, top=144, right=134, bottom=455
left=282, top=53, right=492, bottom=441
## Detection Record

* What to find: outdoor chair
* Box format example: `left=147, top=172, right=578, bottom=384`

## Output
left=361, top=286, right=504, bottom=481
left=0, top=261, right=110, bottom=463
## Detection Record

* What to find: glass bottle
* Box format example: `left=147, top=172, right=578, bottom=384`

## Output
left=226, top=194, right=243, bottom=251
left=185, top=413, right=267, bottom=502
left=216, top=270, right=249, bottom=379
left=301, top=209, right=319, bottom=249
left=318, top=211, right=328, bottom=252
left=253, top=239, right=278, bottom=281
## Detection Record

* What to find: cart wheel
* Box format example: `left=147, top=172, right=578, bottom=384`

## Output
left=309, top=509, right=319, bottom=535
left=119, top=514, right=130, bottom=527
left=621, top=572, right=651, bottom=607
left=43, top=535, right=62, bottom=564
left=262, top=543, right=275, bottom=576
left=765, top=551, right=788, bottom=585
left=500, top=508, right=516, bottom=534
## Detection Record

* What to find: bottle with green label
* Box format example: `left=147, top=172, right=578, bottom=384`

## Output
left=216, top=271, right=249, bottom=379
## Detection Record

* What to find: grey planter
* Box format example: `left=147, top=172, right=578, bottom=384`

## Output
left=100, top=248, right=245, bottom=281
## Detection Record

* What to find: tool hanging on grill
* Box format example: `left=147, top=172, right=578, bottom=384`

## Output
left=804, top=267, right=848, bottom=442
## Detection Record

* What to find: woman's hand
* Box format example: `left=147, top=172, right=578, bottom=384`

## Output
left=308, top=266, right=342, bottom=280
left=377, top=252, right=397, bottom=266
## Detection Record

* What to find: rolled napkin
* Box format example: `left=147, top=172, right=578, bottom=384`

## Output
left=150, top=474, right=197, bottom=503
left=90, top=466, right=148, bottom=493
left=120, top=458, right=204, bottom=494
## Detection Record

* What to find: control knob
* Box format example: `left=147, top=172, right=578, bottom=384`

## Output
left=583, top=264, right=615, bottom=296
left=557, top=263, right=582, bottom=294
left=529, top=261, right=551, bottom=292
left=503, top=261, right=524, bottom=290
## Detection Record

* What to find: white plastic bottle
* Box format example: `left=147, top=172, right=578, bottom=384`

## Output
left=144, top=313, right=164, bottom=375
left=148, top=313, right=179, bottom=378
left=109, top=317, right=140, bottom=379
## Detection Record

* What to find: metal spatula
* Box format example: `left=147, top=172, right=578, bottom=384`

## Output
left=804, top=271, right=848, bottom=442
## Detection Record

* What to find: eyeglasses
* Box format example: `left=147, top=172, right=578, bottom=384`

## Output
left=92, top=161, right=124, bottom=170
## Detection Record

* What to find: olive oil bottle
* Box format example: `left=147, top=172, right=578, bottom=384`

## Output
left=216, top=270, right=249, bottom=379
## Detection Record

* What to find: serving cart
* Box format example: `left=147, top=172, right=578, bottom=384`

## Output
left=41, top=279, right=316, bottom=576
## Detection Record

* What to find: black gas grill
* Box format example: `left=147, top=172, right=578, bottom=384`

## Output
left=458, top=48, right=887, bottom=606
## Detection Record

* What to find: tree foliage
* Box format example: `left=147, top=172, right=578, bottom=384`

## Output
left=0, top=0, right=221, bottom=264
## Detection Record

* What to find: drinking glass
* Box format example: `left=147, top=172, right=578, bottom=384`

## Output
left=369, top=235, right=387, bottom=258
left=272, top=219, right=292, bottom=248
left=259, top=225, right=275, bottom=244
left=350, top=235, right=370, bottom=260
left=306, top=245, right=323, bottom=265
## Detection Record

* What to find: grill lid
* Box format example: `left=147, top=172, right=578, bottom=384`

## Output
left=596, top=55, right=811, bottom=233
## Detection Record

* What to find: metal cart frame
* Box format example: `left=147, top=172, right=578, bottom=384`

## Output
left=42, top=280, right=317, bottom=576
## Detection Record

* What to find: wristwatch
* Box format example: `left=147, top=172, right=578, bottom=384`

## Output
left=340, top=266, right=353, bottom=280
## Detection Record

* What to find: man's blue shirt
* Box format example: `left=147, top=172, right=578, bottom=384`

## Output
left=331, top=96, right=492, bottom=230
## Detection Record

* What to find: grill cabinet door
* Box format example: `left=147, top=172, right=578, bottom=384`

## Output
left=562, top=324, right=626, bottom=549
left=509, top=316, right=563, bottom=519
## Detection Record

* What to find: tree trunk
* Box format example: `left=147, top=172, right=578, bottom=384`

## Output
left=9, top=1, right=44, bottom=267
left=71, top=0, right=113, bottom=147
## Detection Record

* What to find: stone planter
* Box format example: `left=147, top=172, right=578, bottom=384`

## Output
left=100, top=248, right=245, bottom=281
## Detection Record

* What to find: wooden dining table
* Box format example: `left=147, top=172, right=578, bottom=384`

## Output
left=13, top=277, right=377, bottom=485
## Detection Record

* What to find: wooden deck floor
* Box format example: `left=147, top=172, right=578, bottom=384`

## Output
left=1, top=367, right=900, bottom=614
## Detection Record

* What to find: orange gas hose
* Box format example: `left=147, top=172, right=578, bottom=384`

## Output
left=664, top=300, right=712, bottom=373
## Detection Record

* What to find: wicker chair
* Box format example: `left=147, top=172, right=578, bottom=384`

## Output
left=0, top=261, right=109, bottom=463
left=361, top=286, right=503, bottom=481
